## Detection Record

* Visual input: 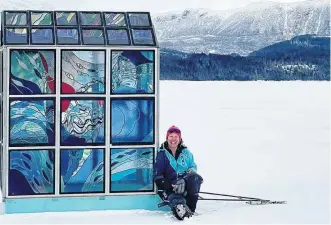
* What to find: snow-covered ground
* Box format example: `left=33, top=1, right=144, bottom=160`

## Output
left=0, top=81, right=330, bottom=224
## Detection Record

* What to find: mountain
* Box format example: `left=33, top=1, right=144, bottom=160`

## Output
left=160, top=35, right=330, bottom=81
left=152, top=0, right=330, bottom=55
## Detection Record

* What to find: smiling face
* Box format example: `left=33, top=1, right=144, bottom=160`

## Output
left=167, top=133, right=181, bottom=150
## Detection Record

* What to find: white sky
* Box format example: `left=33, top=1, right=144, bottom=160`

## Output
left=50, top=0, right=307, bottom=13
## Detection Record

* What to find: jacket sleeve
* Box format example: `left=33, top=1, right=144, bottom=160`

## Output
left=153, top=150, right=172, bottom=191
left=188, top=150, right=197, bottom=172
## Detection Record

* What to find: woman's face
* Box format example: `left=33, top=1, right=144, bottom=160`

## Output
left=167, top=133, right=181, bottom=149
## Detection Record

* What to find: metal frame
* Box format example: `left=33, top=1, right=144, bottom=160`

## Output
left=2, top=45, right=159, bottom=199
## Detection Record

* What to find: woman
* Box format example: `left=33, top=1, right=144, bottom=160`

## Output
left=154, top=125, right=203, bottom=220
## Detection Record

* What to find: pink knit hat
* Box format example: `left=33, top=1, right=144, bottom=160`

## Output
left=166, top=125, right=182, bottom=140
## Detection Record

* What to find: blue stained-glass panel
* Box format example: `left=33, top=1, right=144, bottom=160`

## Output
left=5, top=12, right=27, bottom=25
left=111, top=148, right=153, bottom=192
left=10, top=50, right=55, bottom=94
left=10, top=99, right=55, bottom=147
left=82, top=29, right=105, bottom=45
left=61, top=50, right=105, bottom=94
left=9, top=149, right=55, bottom=196
left=56, top=28, right=79, bottom=44
left=5, top=28, right=28, bottom=44
left=80, top=12, right=102, bottom=26
left=131, top=29, right=155, bottom=45
left=111, top=99, right=154, bottom=145
left=128, top=13, right=151, bottom=27
left=111, top=50, right=154, bottom=94
left=31, top=28, right=54, bottom=44
left=104, top=13, right=126, bottom=26
left=61, top=149, right=104, bottom=193
left=31, top=12, right=53, bottom=25
left=61, top=99, right=105, bottom=146
left=56, top=12, right=78, bottom=26
left=107, top=29, right=130, bottom=45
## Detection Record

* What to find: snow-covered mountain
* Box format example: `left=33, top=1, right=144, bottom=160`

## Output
left=152, top=0, right=330, bottom=55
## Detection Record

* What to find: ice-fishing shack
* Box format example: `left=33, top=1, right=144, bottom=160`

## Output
left=0, top=10, right=160, bottom=214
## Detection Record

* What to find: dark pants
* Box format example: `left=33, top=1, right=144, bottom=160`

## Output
left=167, top=172, right=203, bottom=212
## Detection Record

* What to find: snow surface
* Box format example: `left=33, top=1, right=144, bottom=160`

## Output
left=0, top=81, right=330, bottom=224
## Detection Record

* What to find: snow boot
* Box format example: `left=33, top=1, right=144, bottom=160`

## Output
left=171, top=204, right=193, bottom=220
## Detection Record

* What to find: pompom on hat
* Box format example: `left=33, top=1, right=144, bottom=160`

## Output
left=166, top=125, right=182, bottom=140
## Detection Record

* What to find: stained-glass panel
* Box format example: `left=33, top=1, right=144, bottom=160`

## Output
left=111, top=50, right=154, bottom=94
left=31, top=12, right=53, bottom=26
left=60, top=149, right=104, bottom=193
left=131, top=29, right=155, bottom=45
left=9, top=149, right=55, bottom=196
left=31, top=28, right=54, bottom=44
left=61, top=50, right=105, bottom=94
left=5, top=28, right=28, bottom=44
left=111, top=98, right=154, bottom=145
left=56, top=28, right=80, bottom=45
left=5, top=12, right=27, bottom=26
left=80, top=12, right=102, bottom=26
left=81, top=29, right=105, bottom=45
left=55, top=12, right=78, bottom=26
left=10, top=50, right=55, bottom=94
left=128, top=13, right=151, bottom=27
left=107, top=29, right=130, bottom=45
left=111, top=148, right=153, bottom=192
left=104, top=13, right=126, bottom=26
left=10, top=98, right=55, bottom=147
left=61, top=98, right=105, bottom=146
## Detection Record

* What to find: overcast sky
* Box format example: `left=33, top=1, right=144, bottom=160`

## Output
left=49, top=0, right=307, bottom=13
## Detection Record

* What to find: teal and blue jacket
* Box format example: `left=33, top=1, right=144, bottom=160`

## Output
left=154, top=141, right=197, bottom=186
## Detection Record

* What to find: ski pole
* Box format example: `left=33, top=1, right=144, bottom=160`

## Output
left=199, top=191, right=263, bottom=200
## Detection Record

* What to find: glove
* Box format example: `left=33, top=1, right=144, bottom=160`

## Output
left=172, top=178, right=185, bottom=194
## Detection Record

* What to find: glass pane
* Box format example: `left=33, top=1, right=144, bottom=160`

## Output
left=5, top=28, right=28, bottom=44
left=111, top=50, right=154, bottom=94
left=10, top=98, right=55, bottom=147
left=80, top=12, right=102, bottom=26
left=56, top=28, right=79, bottom=44
left=5, top=12, right=27, bottom=25
left=31, top=28, right=54, bottom=44
left=10, top=50, right=55, bottom=94
left=111, top=99, right=154, bottom=145
left=128, top=13, right=151, bottom=26
left=56, top=12, right=77, bottom=26
left=132, top=29, right=155, bottom=45
left=61, top=50, right=105, bottom=94
left=31, top=12, right=53, bottom=25
left=9, top=149, right=55, bottom=196
left=111, top=148, right=153, bottom=192
left=107, top=29, right=130, bottom=45
left=104, top=13, right=126, bottom=26
left=61, top=98, right=105, bottom=146
left=61, top=149, right=104, bottom=193
left=82, top=29, right=105, bottom=45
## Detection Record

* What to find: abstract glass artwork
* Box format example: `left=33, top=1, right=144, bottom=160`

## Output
left=61, top=50, right=105, bottom=94
left=61, top=98, right=105, bottom=146
left=10, top=50, right=55, bottom=94
left=5, top=28, right=28, bottom=44
left=56, top=28, right=79, bottom=44
left=107, top=29, right=130, bottom=45
left=10, top=98, right=55, bottom=147
left=111, top=50, right=154, bottom=94
left=128, top=13, right=151, bottom=27
left=111, top=148, right=153, bottom=192
left=55, top=12, right=78, bottom=26
left=111, top=98, right=154, bottom=145
left=81, top=29, right=105, bottom=45
left=104, top=13, right=126, bottom=26
left=131, top=29, right=155, bottom=45
left=80, top=12, right=102, bottom=26
left=60, top=149, right=104, bottom=193
left=31, top=12, right=53, bottom=25
left=31, top=28, right=54, bottom=44
left=8, top=149, right=55, bottom=196
left=5, top=12, right=27, bottom=25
